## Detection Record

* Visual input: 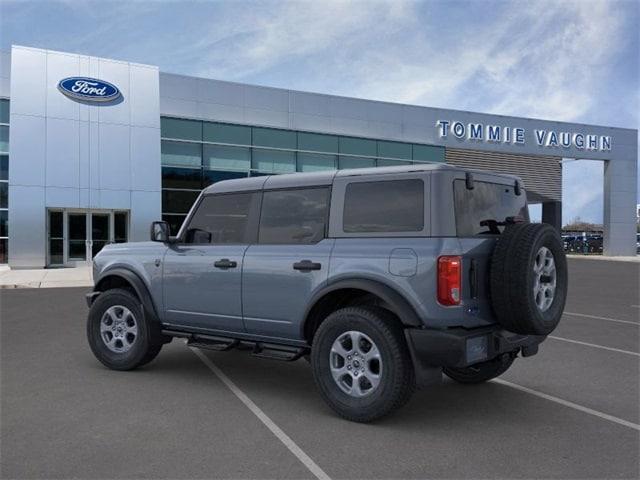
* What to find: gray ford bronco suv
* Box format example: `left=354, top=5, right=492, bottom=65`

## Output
left=87, top=164, right=567, bottom=422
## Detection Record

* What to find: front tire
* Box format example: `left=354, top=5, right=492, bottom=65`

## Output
left=87, top=288, right=163, bottom=371
left=311, top=307, right=415, bottom=422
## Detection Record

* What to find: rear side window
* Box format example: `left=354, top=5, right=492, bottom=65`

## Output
left=259, top=188, right=330, bottom=244
left=184, top=193, right=258, bottom=244
left=454, top=180, right=529, bottom=236
left=343, top=179, right=424, bottom=233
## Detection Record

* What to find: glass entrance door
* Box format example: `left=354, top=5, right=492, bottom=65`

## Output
left=46, top=210, right=129, bottom=267
left=68, top=213, right=87, bottom=261
left=48, top=211, right=64, bottom=266
left=91, top=213, right=110, bottom=258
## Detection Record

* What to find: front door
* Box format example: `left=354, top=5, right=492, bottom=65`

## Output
left=242, top=187, right=333, bottom=340
left=162, top=191, right=260, bottom=333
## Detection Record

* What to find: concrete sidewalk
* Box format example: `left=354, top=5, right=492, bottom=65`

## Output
left=0, top=266, right=92, bottom=289
left=567, top=254, right=639, bottom=263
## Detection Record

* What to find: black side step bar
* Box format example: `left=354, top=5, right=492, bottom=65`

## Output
left=162, top=330, right=308, bottom=362
left=251, top=342, right=306, bottom=361
left=187, top=334, right=239, bottom=352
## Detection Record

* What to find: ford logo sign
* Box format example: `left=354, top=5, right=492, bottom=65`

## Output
left=57, top=77, right=121, bottom=102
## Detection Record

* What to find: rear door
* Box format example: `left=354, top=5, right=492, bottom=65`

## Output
left=162, top=192, right=260, bottom=333
left=242, top=187, right=333, bottom=340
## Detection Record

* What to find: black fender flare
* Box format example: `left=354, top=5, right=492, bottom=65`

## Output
left=92, top=268, right=159, bottom=321
left=302, top=278, right=423, bottom=337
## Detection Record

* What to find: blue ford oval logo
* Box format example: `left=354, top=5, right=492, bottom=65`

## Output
left=58, top=77, right=121, bottom=102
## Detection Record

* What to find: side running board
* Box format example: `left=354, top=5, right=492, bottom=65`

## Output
left=162, top=330, right=308, bottom=362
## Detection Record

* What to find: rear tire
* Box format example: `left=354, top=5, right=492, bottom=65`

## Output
left=311, top=307, right=415, bottom=422
left=87, top=288, right=164, bottom=371
left=444, top=355, right=515, bottom=384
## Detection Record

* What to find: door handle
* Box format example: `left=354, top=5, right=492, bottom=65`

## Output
left=293, top=260, right=321, bottom=271
left=214, top=258, right=237, bottom=269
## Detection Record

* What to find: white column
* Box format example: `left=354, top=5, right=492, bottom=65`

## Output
left=603, top=145, right=638, bottom=256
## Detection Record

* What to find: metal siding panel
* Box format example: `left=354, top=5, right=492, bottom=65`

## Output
left=8, top=185, right=46, bottom=268
left=10, top=47, right=47, bottom=117
left=445, top=148, right=562, bottom=202
left=46, top=117, right=80, bottom=188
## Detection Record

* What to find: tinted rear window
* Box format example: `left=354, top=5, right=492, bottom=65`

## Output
left=259, top=188, right=330, bottom=244
left=454, top=180, right=529, bottom=236
left=343, top=179, right=424, bottom=233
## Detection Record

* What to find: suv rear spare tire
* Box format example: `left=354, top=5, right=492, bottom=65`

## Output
left=490, top=223, right=567, bottom=335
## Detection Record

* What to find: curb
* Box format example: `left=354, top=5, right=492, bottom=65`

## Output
left=567, top=255, right=639, bottom=263
left=0, top=282, right=93, bottom=289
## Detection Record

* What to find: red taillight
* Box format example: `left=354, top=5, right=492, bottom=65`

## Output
left=437, top=256, right=461, bottom=306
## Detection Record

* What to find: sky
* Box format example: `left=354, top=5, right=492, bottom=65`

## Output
left=1, top=0, right=638, bottom=224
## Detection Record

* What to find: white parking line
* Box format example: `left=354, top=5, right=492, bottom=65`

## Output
left=191, top=347, right=331, bottom=480
left=548, top=335, right=640, bottom=356
left=564, top=311, right=639, bottom=326
left=494, top=379, right=640, bottom=431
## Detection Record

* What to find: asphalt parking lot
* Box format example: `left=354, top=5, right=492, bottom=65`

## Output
left=1, top=257, right=639, bottom=479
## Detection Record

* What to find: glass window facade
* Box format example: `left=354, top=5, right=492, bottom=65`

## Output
left=161, top=117, right=202, bottom=141
left=0, top=126, right=8, bottom=154
left=0, top=99, right=8, bottom=124
left=203, top=144, right=250, bottom=171
left=203, top=122, right=251, bottom=145
left=0, top=155, right=7, bottom=180
left=161, top=140, right=201, bottom=167
left=160, top=116, right=445, bottom=222
left=298, top=132, right=338, bottom=153
left=298, top=152, right=336, bottom=172
left=0, top=99, right=8, bottom=264
left=252, top=149, right=295, bottom=173
left=378, top=141, right=412, bottom=160
left=252, top=127, right=296, bottom=149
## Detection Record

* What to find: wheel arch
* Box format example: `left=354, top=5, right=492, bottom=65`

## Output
left=93, top=268, right=159, bottom=320
left=302, top=278, right=423, bottom=343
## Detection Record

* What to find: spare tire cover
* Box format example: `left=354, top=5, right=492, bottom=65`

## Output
left=490, top=223, right=568, bottom=335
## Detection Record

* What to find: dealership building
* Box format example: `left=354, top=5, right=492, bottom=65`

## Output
left=0, top=45, right=637, bottom=268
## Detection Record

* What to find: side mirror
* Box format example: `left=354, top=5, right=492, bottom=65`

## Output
left=150, top=221, right=170, bottom=242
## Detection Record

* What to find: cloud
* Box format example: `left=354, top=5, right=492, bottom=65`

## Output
left=1, top=0, right=637, bottom=218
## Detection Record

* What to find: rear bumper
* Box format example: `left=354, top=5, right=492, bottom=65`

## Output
left=405, top=325, right=545, bottom=370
